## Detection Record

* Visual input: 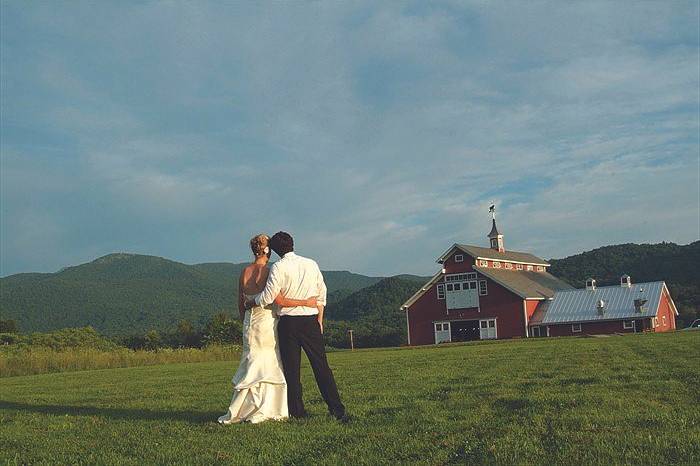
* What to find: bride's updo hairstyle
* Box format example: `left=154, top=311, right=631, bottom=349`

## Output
left=250, top=234, right=271, bottom=258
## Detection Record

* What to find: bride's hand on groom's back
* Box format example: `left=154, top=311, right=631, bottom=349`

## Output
left=305, top=296, right=318, bottom=307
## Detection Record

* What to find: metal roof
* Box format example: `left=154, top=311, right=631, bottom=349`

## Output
left=476, top=267, right=573, bottom=299
left=438, top=244, right=549, bottom=266
left=530, top=281, right=666, bottom=325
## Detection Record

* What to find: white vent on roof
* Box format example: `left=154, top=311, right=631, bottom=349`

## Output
left=586, top=278, right=596, bottom=291
left=621, top=274, right=631, bottom=288
left=596, top=299, right=606, bottom=315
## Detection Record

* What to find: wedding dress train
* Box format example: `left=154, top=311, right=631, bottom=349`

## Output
left=218, top=299, right=288, bottom=424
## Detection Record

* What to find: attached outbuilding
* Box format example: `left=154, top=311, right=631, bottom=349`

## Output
left=529, top=277, right=678, bottom=337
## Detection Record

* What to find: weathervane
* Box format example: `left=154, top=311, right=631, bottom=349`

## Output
left=489, top=203, right=496, bottom=220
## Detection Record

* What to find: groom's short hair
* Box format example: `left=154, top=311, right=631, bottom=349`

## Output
left=270, top=231, right=294, bottom=256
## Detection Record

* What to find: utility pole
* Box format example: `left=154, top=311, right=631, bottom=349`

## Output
left=348, top=329, right=354, bottom=351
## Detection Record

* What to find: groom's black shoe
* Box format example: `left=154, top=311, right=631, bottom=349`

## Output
left=290, top=411, right=309, bottom=420
left=333, top=412, right=351, bottom=424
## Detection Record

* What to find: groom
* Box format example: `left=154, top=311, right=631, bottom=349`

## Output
left=251, top=231, right=348, bottom=422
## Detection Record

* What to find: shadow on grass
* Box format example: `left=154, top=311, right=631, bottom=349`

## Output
left=0, top=400, right=219, bottom=424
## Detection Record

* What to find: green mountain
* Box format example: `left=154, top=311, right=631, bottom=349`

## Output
left=323, top=276, right=427, bottom=348
left=0, top=253, right=387, bottom=336
left=548, top=241, right=700, bottom=325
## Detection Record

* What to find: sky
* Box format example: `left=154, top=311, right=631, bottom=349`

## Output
left=1, top=1, right=699, bottom=277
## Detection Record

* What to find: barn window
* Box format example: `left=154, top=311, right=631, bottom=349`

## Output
left=437, top=284, right=445, bottom=300
left=572, top=323, right=582, bottom=333
left=454, top=254, right=464, bottom=263
left=516, top=264, right=523, bottom=270
left=662, top=315, right=667, bottom=326
left=478, top=280, right=488, bottom=295
left=479, top=260, right=489, bottom=267
left=537, top=266, right=545, bottom=272
left=493, top=261, right=502, bottom=268
left=466, top=272, right=477, bottom=280
left=653, top=317, right=658, bottom=328
left=505, top=262, right=513, bottom=269
left=454, top=283, right=461, bottom=291
left=526, top=265, right=533, bottom=271
left=446, top=284, right=454, bottom=292
left=623, top=320, right=634, bottom=329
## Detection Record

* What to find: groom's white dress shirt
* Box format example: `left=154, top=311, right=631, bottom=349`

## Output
left=255, top=252, right=327, bottom=316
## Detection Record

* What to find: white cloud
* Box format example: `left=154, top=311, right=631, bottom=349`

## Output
left=1, top=1, right=698, bottom=276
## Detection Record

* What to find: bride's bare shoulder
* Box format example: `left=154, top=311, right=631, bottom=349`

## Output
left=240, top=263, right=269, bottom=293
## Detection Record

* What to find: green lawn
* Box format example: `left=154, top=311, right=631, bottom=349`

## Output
left=1, top=332, right=699, bottom=465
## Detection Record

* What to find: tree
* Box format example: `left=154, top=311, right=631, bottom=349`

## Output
left=144, top=330, right=162, bottom=350
left=203, top=313, right=242, bottom=345
left=175, top=319, right=201, bottom=348
left=0, top=320, right=17, bottom=333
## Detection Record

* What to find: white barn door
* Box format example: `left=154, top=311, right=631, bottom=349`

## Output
left=434, top=322, right=451, bottom=343
left=479, top=319, right=497, bottom=339
left=445, top=281, right=479, bottom=310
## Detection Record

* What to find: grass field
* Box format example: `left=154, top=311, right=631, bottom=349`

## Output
left=1, top=332, right=699, bottom=465
left=0, top=345, right=242, bottom=377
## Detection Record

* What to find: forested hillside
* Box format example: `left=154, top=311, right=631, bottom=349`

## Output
left=549, top=241, right=699, bottom=326
left=0, top=253, right=385, bottom=336
left=323, top=276, right=426, bottom=348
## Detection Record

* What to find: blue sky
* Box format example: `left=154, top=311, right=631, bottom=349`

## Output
left=1, top=1, right=699, bottom=277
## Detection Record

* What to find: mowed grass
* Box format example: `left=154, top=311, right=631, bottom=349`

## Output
left=1, top=332, right=698, bottom=465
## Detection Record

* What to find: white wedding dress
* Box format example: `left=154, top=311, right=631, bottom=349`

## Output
left=218, top=296, right=288, bottom=424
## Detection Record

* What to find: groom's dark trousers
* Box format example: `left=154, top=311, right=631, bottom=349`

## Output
left=277, top=315, right=345, bottom=418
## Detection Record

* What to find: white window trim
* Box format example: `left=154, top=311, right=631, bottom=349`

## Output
left=493, top=261, right=502, bottom=268
left=478, top=280, right=488, bottom=296
left=437, top=283, right=445, bottom=300
left=505, top=262, right=513, bottom=269
left=623, top=320, right=634, bottom=329
left=454, top=254, right=464, bottom=263
left=526, top=265, right=533, bottom=271
left=572, top=323, right=582, bottom=333
left=479, top=260, right=489, bottom=267
left=537, top=266, right=545, bottom=272
left=516, top=263, right=523, bottom=270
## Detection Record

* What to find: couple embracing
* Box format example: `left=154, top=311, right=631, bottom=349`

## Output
left=218, top=231, right=348, bottom=424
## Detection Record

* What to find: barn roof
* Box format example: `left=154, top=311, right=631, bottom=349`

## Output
left=476, top=267, right=573, bottom=299
left=436, top=244, right=550, bottom=266
left=529, top=281, right=675, bottom=325
left=400, top=266, right=572, bottom=310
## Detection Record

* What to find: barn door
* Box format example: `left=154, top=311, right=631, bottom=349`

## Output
left=445, top=280, right=479, bottom=310
left=434, top=322, right=451, bottom=344
left=479, top=319, right=497, bottom=339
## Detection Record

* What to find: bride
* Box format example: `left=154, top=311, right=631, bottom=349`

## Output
left=218, top=234, right=316, bottom=424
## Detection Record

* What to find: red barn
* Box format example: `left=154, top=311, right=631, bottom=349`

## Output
left=400, top=218, right=678, bottom=345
